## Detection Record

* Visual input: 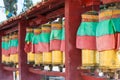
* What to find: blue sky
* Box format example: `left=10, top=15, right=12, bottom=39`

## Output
left=0, top=0, right=41, bottom=22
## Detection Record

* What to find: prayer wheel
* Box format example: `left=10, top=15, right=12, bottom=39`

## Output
left=41, top=24, right=52, bottom=65
left=99, top=50, right=116, bottom=69
left=97, top=8, right=120, bottom=70
left=5, top=35, right=10, bottom=64
left=35, top=53, right=43, bottom=66
left=61, top=18, right=65, bottom=65
left=27, top=52, right=35, bottom=64
left=10, top=32, right=19, bottom=66
left=33, top=28, right=43, bottom=66
left=76, top=11, right=98, bottom=68
left=25, top=28, right=35, bottom=64
left=82, top=50, right=97, bottom=67
left=50, top=21, right=63, bottom=65
left=76, top=11, right=98, bottom=50
left=52, top=50, right=63, bottom=65
left=43, top=52, right=52, bottom=65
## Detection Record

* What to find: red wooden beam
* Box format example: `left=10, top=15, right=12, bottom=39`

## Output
left=28, top=8, right=64, bottom=26
left=29, top=67, right=66, bottom=77
left=25, top=0, right=64, bottom=18
left=102, top=0, right=120, bottom=4
left=3, top=66, right=19, bottom=71
left=78, top=0, right=100, bottom=7
left=3, top=26, right=18, bottom=35
left=0, top=20, right=18, bottom=31
left=28, top=15, right=48, bottom=26
left=85, top=0, right=100, bottom=6
left=46, top=8, right=64, bottom=19
left=81, top=73, right=105, bottom=80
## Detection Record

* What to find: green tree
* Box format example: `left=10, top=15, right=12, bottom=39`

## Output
left=22, top=0, right=33, bottom=11
left=3, top=0, right=17, bottom=18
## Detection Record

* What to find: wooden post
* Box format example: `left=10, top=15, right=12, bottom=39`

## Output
left=65, top=0, right=100, bottom=80
left=18, top=20, right=40, bottom=80
left=65, top=0, right=82, bottom=80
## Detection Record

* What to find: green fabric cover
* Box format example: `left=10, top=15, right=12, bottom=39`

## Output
left=10, top=39, right=18, bottom=47
left=96, top=18, right=120, bottom=37
left=111, top=18, right=120, bottom=32
left=2, top=42, right=9, bottom=50
left=77, top=22, right=98, bottom=36
left=32, top=34, right=40, bottom=44
left=40, top=32, right=50, bottom=43
left=50, top=29, right=62, bottom=40
left=96, top=19, right=115, bottom=36
left=25, top=32, right=34, bottom=42
left=61, top=27, right=65, bottom=40
left=2, top=42, right=5, bottom=49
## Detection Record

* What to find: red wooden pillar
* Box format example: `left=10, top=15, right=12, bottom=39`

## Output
left=65, top=0, right=82, bottom=80
left=0, top=33, right=13, bottom=80
left=65, top=0, right=100, bottom=80
left=18, top=21, right=40, bottom=80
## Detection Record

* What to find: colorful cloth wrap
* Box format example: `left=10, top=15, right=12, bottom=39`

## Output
left=9, top=34, right=18, bottom=54
left=50, top=22, right=63, bottom=50
left=2, top=36, right=10, bottom=56
left=96, top=9, right=120, bottom=51
left=76, top=12, right=98, bottom=50
left=24, top=28, right=34, bottom=53
left=61, top=19, right=65, bottom=52
left=38, top=24, right=51, bottom=52
left=32, top=28, right=41, bottom=53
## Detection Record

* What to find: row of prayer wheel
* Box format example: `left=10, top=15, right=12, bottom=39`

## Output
left=76, top=4, right=120, bottom=70
left=2, top=32, right=19, bottom=67
left=24, top=18, right=65, bottom=67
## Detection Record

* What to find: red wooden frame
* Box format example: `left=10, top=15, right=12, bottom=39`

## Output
left=29, top=67, right=65, bottom=77
left=102, top=0, right=120, bottom=4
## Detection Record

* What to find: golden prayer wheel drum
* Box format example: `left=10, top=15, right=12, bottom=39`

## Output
left=2, top=55, right=6, bottom=63
left=11, top=54, right=18, bottom=64
left=115, top=50, right=120, bottom=68
left=5, top=56, right=10, bottom=64
left=27, top=52, right=35, bottom=63
left=82, top=50, right=96, bottom=67
left=10, top=34, right=14, bottom=64
left=63, top=52, right=65, bottom=65
left=43, top=52, right=52, bottom=65
left=99, top=50, right=116, bottom=69
left=52, top=51, right=63, bottom=65
left=35, top=53, right=43, bottom=65
left=96, top=51, right=100, bottom=66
